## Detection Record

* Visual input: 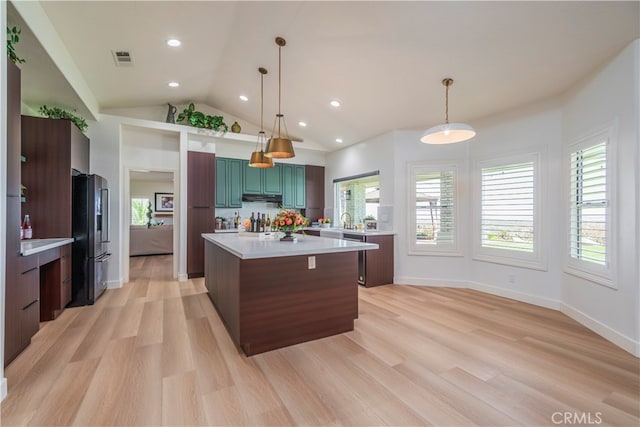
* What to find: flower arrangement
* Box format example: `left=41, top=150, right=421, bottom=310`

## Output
left=273, top=209, right=308, bottom=232
left=318, top=217, right=331, bottom=224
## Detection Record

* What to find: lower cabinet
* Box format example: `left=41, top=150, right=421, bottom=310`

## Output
left=363, top=235, right=394, bottom=287
left=5, top=254, right=40, bottom=366
left=40, top=244, right=72, bottom=321
left=187, top=207, right=215, bottom=278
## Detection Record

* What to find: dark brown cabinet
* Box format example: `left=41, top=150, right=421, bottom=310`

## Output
left=187, top=151, right=215, bottom=278
left=40, top=244, right=72, bottom=321
left=304, top=165, right=325, bottom=222
left=21, top=115, right=89, bottom=238
left=363, top=235, right=394, bottom=287
left=5, top=57, right=25, bottom=366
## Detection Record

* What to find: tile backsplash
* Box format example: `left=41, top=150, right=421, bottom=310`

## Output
left=216, top=202, right=282, bottom=228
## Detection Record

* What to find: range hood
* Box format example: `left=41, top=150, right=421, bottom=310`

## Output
left=242, top=194, right=283, bottom=204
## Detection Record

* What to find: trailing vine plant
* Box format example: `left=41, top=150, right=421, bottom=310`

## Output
left=176, top=103, right=228, bottom=133
left=39, top=105, right=88, bottom=133
left=7, top=26, right=26, bottom=64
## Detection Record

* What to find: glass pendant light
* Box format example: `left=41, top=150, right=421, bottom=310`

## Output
left=248, top=67, right=274, bottom=168
left=265, top=37, right=295, bottom=158
left=420, top=78, right=476, bottom=144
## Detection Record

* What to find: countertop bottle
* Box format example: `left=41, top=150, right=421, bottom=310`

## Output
left=22, top=214, right=32, bottom=239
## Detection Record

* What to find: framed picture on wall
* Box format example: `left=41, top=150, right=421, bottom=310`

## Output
left=155, top=192, right=174, bottom=212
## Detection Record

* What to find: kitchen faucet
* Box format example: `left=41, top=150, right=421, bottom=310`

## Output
left=340, top=212, right=353, bottom=229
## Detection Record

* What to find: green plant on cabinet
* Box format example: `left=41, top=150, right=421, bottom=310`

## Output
left=177, top=103, right=228, bottom=132
left=7, top=26, right=25, bottom=64
left=39, top=105, right=88, bottom=132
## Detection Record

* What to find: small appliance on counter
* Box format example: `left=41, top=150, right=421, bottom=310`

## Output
left=69, top=173, right=111, bottom=306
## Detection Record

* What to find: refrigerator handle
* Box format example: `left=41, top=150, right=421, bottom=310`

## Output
left=101, top=188, right=110, bottom=243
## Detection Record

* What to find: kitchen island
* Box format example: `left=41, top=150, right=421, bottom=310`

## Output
left=202, top=232, right=378, bottom=355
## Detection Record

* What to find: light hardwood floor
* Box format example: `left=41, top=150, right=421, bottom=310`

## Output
left=1, top=255, right=638, bottom=426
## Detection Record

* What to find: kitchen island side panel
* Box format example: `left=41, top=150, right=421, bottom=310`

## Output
left=204, top=238, right=359, bottom=356
left=238, top=251, right=358, bottom=355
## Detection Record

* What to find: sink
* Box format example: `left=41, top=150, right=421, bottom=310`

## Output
left=319, top=229, right=343, bottom=239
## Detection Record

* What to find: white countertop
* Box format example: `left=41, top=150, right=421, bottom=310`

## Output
left=21, top=238, right=74, bottom=256
left=215, top=229, right=240, bottom=233
left=202, top=232, right=378, bottom=260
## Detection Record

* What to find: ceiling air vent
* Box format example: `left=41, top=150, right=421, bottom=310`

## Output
left=112, top=50, right=133, bottom=67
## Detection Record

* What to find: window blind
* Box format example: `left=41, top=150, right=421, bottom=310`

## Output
left=569, top=142, right=607, bottom=266
left=481, top=162, right=534, bottom=252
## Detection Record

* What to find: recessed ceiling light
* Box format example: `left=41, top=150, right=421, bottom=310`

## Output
left=336, top=138, right=343, bottom=143
left=239, top=95, right=249, bottom=102
left=167, top=39, right=181, bottom=47
left=298, top=121, right=307, bottom=127
left=168, top=81, right=180, bottom=88
left=330, top=99, right=341, bottom=107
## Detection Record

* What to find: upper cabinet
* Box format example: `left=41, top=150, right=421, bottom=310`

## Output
left=242, top=162, right=283, bottom=196
left=216, top=157, right=242, bottom=208
left=282, top=164, right=305, bottom=209
left=21, top=116, right=90, bottom=238
left=187, top=151, right=215, bottom=207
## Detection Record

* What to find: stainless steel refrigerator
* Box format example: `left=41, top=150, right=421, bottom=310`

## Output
left=70, top=173, right=111, bottom=306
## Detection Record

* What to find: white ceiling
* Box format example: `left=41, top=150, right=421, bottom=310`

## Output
left=8, top=1, right=639, bottom=151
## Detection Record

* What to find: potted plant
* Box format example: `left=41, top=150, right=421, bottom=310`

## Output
left=363, top=215, right=377, bottom=231
left=7, top=26, right=25, bottom=64
left=176, top=103, right=228, bottom=133
left=146, top=201, right=153, bottom=228
left=318, top=217, right=332, bottom=228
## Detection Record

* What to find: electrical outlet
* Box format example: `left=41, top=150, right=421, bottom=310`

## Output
left=308, top=256, right=316, bottom=269
left=508, top=274, right=516, bottom=284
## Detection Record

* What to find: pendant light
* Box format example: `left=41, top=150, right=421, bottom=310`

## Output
left=265, top=37, right=295, bottom=158
left=420, top=78, right=476, bottom=144
left=248, top=67, right=274, bottom=168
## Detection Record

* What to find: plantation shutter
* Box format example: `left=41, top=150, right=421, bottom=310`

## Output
left=415, top=171, right=454, bottom=245
left=481, top=162, right=535, bottom=252
left=569, top=142, right=607, bottom=265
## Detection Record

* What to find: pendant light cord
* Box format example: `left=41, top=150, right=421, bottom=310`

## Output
left=444, top=83, right=449, bottom=124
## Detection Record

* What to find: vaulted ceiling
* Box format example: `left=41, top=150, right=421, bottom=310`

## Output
left=8, top=1, right=639, bottom=151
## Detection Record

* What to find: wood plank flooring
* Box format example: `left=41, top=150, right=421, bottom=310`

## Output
left=1, top=255, right=638, bottom=426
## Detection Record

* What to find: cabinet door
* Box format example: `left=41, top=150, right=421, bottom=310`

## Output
left=243, top=160, right=262, bottom=194
left=263, top=164, right=282, bottom=195
left=187, top=207, right=215, bottom=277
left=364, top=235, right=394, bottom=287
left=6, top=58, right=21, bottom=196
left=215, top=158, right=228, bottom=208
left=227, top=159, right=243, bottom=208
left=305, top=165, right=325, bottom=209
left=188, top=151, right=215, bottom=207
left=294, top=165, right=306, bottom=209
left=282, top=164, right=294, bottom=208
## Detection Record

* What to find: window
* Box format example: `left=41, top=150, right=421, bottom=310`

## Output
left=481, top=162, right=534, bottom=252
left=566, top=125, right=614, bottom=287
left=473, top=151, right=545, bottom=270
left=408, top=163, right=460, bottom=255
left=334, top=172, right=380, bottom=228
left=131, top=198, right=151, bottom=226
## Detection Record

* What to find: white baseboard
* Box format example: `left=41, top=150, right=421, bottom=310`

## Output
left=560, top=303, right=639, bottom=357
left=178, top=273, right=188, bottom=282
left=106, top=278, right=123, bottom=289
left=1, top=377, right=7, bottom=402
left=392, top=278, right=637, bottom=357
left=394, top=276, right=466, bottom=288
left=467, top=280, right=561, bottom=310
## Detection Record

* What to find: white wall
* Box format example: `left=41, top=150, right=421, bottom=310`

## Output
left=561, top=40, right=639, bottom=351
left=1, top=1, right=9, bottom=401
left=322, top=42, right=639, bottom=355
